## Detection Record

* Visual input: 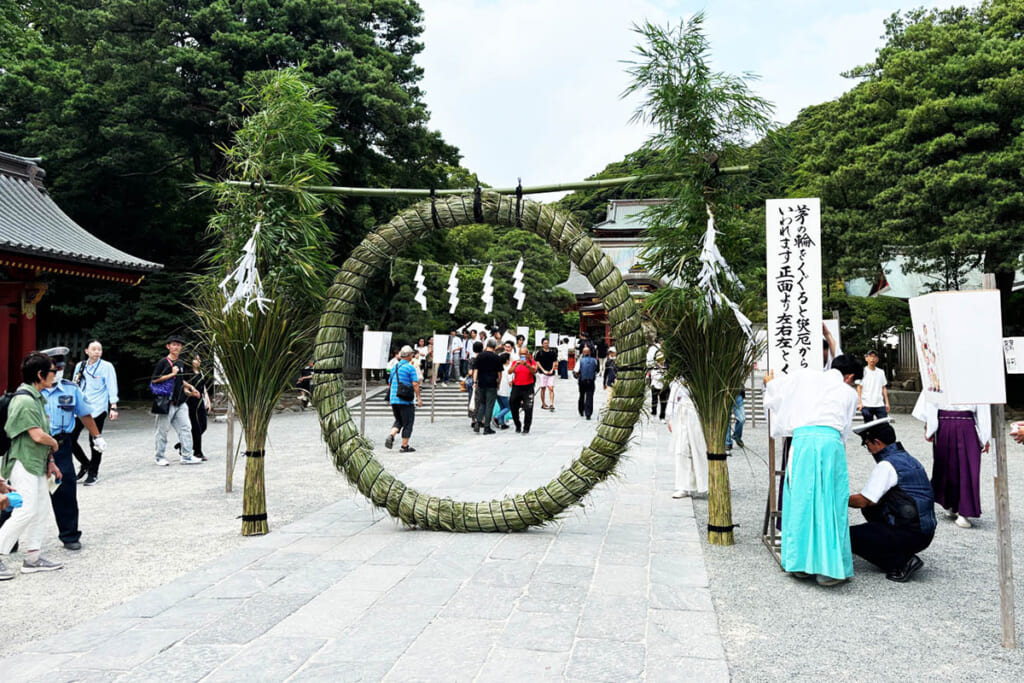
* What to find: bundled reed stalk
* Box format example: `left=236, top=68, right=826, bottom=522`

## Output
left=648, top=287, right=763, bottom=545
left=314, top=191, right=647, bottom=531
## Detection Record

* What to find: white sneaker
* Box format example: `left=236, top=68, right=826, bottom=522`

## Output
left=155, top=456, right=170, bottom=467
left=672, top=490, right=689, bottom=499
left=955, top=515, right=972, bottom=528
left=21, top=556, right=63, bottom=573
left=179, top=455, right=203, bottom=465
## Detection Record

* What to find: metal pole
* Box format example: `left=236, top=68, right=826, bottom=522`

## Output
left=215, top=166, right=751, bottom=199
left=984, top=272, right=1016, bottom=648
left=430, top=330, right=437, bottom=424
left=360, top=325, right=368, bottom=435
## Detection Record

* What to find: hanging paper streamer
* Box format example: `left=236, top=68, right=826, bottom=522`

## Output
left=511, top=258, right=526, bottom=310
left=697, top=207, right=752, bottom=337
left=447, top=264, right=460, bottom=314
left=220, top=222, right=272, bottom=316
left=481, top=262, right=494, bottom=314
left=414, top=261, right=428, bottom=311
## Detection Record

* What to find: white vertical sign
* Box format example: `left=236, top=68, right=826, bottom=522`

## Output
left=361, top=330, right=393, bottom=370
left=1003, top=337, right=1024, bottom=375
left=765, top=198, right=823, bottom=375
left=431, top=333, right=450, bottom=364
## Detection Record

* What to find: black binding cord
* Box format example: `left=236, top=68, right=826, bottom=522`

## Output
left=707, top=523, right=737, bottom=533
left=515, top=178, right=523, bottom=227
left=473, top=184, right=483, bottom=223
left=241, top=513, right=268, bottom=522
left=706, top=452, right=730, bottom=461
left=245, top=450, right=265, bottom=459
left=430, top=188, right=441, bottom=230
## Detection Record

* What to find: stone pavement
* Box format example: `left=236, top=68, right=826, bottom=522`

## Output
left=1, top=389, right=725, bottom=682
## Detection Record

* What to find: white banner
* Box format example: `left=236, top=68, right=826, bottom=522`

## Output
left=361, top=330, right=393, bottom=370
left=535, top=330, right=546, bottom=347
left=765, top=198, right=823, bottom=375
left=431, top=333, right=450, bottom=364
left=910, top=290, right=1005, bottom=404
left=1004, top=337, right=1024, bottom=375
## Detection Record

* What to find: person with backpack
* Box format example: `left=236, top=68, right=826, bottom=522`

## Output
left=152, top=334, right=203, bottom=466
left=70, top=340, right=119, bottom=485
left=0, top=351, right=63, bottom=579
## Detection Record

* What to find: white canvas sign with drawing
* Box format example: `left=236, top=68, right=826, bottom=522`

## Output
left=1003, top=337, right=1024, bottom=374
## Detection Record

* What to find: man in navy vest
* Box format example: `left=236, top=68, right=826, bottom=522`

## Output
left=849, top=418, right=936, bottom=583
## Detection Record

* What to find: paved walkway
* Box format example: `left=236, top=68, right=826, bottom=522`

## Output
left=1, top=390, right=725, bottom=682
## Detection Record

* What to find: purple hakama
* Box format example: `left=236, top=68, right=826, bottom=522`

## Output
left=930, top=410, right=982, bottom=518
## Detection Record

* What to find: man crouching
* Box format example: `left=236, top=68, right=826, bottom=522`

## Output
left=849, top=418, right=936, bottom=583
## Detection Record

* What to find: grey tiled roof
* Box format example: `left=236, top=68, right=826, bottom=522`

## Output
left=0, top=152, right=161, bottom=273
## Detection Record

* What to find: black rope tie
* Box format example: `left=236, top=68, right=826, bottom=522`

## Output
left=473, top=184, right=483, bottom=223
left=706, top=452, right=730, bottom=461
left=515, top=178, right=523, bottom=227
left=707, top=523, right=738, bottom=533
left=311, top=367, right=346, bottom=375
left=245, top=450, right=265, bottom=459
left=429, top=188, right=441, bottom=230
left=241, top=513, right=268, bottom=522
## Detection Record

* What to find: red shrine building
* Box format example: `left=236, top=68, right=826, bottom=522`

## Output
left=0, top=151, right=161, bottom=390
left=558, top=199, right=669, bottom=344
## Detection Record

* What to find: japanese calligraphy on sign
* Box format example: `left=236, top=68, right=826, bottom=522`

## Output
left=765, top=198, right=822, bottom=376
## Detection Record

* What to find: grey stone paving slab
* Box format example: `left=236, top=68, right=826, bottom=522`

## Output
left=265, top=587, right=381, bottom=638
left=576, top=594, right=648, bottom=642
left=117, top=642, right=241, bottom=683
left=499, top=610, right=581, bottom=653
left=0, top=653, right=79, bottom=683
left=647, top=608, right=726, bottom=661
left=589, top=562, right=648, bottom=597
left=292, top=659, right=394, bottom=682
left=440, top=585, right=523, bottom=620
left=384, top=617, right=502, bottom=682
left=543, top=534, right=604, bottom=567
left=265, top=558, right=361, bottom=596
left=197, top=568, right=287, bottom=599
left=646, top=654, right=731, bottom=682
left=186, top=592, right=312, bottom=645
left=71, top=626, right=191, bottom=670
left=133, top=597, right=244, bottom=631
left=650, top=552, right=710, bottom=588
left=649, top=582, right=715, bottom=612
left=488, top=531, right=556, bottom=561
left=375, top=576, right=464, bottom=607
left=565, top=638, right=646, bottom=682
left=518, top=581, right=589, bottom=614
left=531, top=562, right=595, bottom=587
left=20, top=616, right=143, bottom=655
left=205, top=636, right=326, bottom=682
left=476, top=647, right=568, bottom=682
left=307, top=603, right=440, bottom=663
left=469, top=559, right=539, bottom=587
left=320, top=532, right=396, bottom=561
left=34, top=668, right=123, bottom=683
left=332, top=562, right=413, bottom=592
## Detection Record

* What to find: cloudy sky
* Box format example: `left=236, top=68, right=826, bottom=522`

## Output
left=416, top=0, right=978, bottom=197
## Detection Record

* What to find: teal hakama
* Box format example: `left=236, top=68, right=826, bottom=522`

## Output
left=781, top=425, right=854, bottom=580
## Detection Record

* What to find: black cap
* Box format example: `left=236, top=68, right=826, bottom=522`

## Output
left=165, top=333, right=187, bottom=345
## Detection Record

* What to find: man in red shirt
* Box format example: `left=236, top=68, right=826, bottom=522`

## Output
left=509, top=346, right=538, bottom=434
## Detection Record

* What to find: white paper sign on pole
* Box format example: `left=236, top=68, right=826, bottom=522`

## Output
left=516, top=326, right=529, bottom=340
left=1004, top=337, right=1024, bottom=374
left=535, top=330, right=546, bottom=347
left=502, top=330, right=517, bottom=344
left=431, top=333, right=450, bottom=363
left=909, top=290, right=1005, bottom=404
left=361, top=330, right=393, bottom=370
left=765, top=198, right=823, bottom=375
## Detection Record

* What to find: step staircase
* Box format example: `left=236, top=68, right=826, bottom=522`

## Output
left=352, top=381, right=473, bottom=419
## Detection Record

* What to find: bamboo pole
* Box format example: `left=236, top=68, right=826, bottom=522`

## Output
left=217, top=167, right=752, bottom=198
left=225, top=399, right=234, bottom=493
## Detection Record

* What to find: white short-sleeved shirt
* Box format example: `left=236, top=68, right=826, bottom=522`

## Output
left=860, top=460, right=898, bottom=503
left=763, top=368, right=859, bottom=439
left=856, top=366, right=888, bottom=407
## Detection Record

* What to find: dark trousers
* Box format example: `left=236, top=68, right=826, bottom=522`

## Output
left=50, top=436, right=80, bottom=544
left=861, top=406, right=888, bottom=422
left=475, top=386, right=498, bottom=429
left=578, top=379, right=595, bottom=418
left=390, top=403, right=416, bottom=438
left=187, top=398, right=208, bottom=457
left=558, top=360, right=568, bottom=379
left=651, top=385, right=669, bottom=419
left=850, top=522, right=933, bottom=573
left=438, top=363, right=450, bottom=382
left=71, top=411, right=106, bottom=477
left=510, top=384, right=535, bottom=432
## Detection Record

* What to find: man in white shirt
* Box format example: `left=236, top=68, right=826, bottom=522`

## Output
left=856, top=350, right=890, bottom=422
left=449, top=330, right=464, bottom=383
left=848, top=419, right=935, bottom=583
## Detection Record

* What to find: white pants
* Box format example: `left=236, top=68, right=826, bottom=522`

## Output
left=155, top=402, right=193, bottom=458
left=0, top=460, right=52, bottom=554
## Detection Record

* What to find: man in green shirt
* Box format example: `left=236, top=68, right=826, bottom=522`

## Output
left=0, top=351, right=62, bottom=579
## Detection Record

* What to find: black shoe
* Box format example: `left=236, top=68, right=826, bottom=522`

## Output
left=84, top=476, right=98, bottom=486
left=483, top=429, right=496, bottom=435
left=473, top=424, right=480, bottom=433
left=399, top=445, right=416, bottom=453
left=515, top=426, right=521, bottom=433
left=76, top=466, right=88, bottom=481
left=385, top=433, right=395, bottom=449
left=522, top=429, right=530, bottom=434
left=886, top=555, right=924, bottom=583
left=586, top=416, right=592, bottom=420
left=63, top=541, right=82, bottom=551
left=735, top=438, right=745, bottom=448
left=726, top=443, right=733, bottom=451
left=499, top=424, right=510, bottom=430
left=493, top=418, right=501, bottom=429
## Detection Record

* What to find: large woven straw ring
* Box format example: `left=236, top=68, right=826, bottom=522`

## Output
left=313, top=191, right=646, bottom=531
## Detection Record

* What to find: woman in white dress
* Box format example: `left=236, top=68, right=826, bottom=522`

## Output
left=666, top=377, right=708, bottom=498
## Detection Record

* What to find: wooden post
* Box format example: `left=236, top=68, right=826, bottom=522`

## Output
left=430, top=330, right=437, bottom=424
left=984, top=272, right=1016, bottom=649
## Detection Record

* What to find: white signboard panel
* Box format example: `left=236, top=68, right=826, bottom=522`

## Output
left=909, top=290, right=1005, bottom=404
left=431, top=333, right=450, bottom=364
left=516, top=326, right=529, bottom=341
left=765, top=198, right=823, bottom=375
left=361, top=330, right=393, bottom=370
left=1004, top=337, right=1024, bottom=374
left=535, top=330, right=546, bottom=347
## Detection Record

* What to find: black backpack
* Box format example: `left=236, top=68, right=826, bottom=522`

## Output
left=0, top=388, right=33, bottom=462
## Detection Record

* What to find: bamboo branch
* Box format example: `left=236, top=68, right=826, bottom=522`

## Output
left=213, top=166, right=751, bottom=198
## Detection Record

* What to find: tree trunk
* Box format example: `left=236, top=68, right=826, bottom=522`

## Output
left=241, top=443, right=269, bottom=536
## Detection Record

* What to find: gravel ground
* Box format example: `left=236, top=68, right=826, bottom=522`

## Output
left=694, top=412, right=1024, bottom=681
left=0, top=392, right=443, bottom=657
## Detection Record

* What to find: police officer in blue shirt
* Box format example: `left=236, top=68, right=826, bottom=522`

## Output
left=40, top=347, right=106, bottom=550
